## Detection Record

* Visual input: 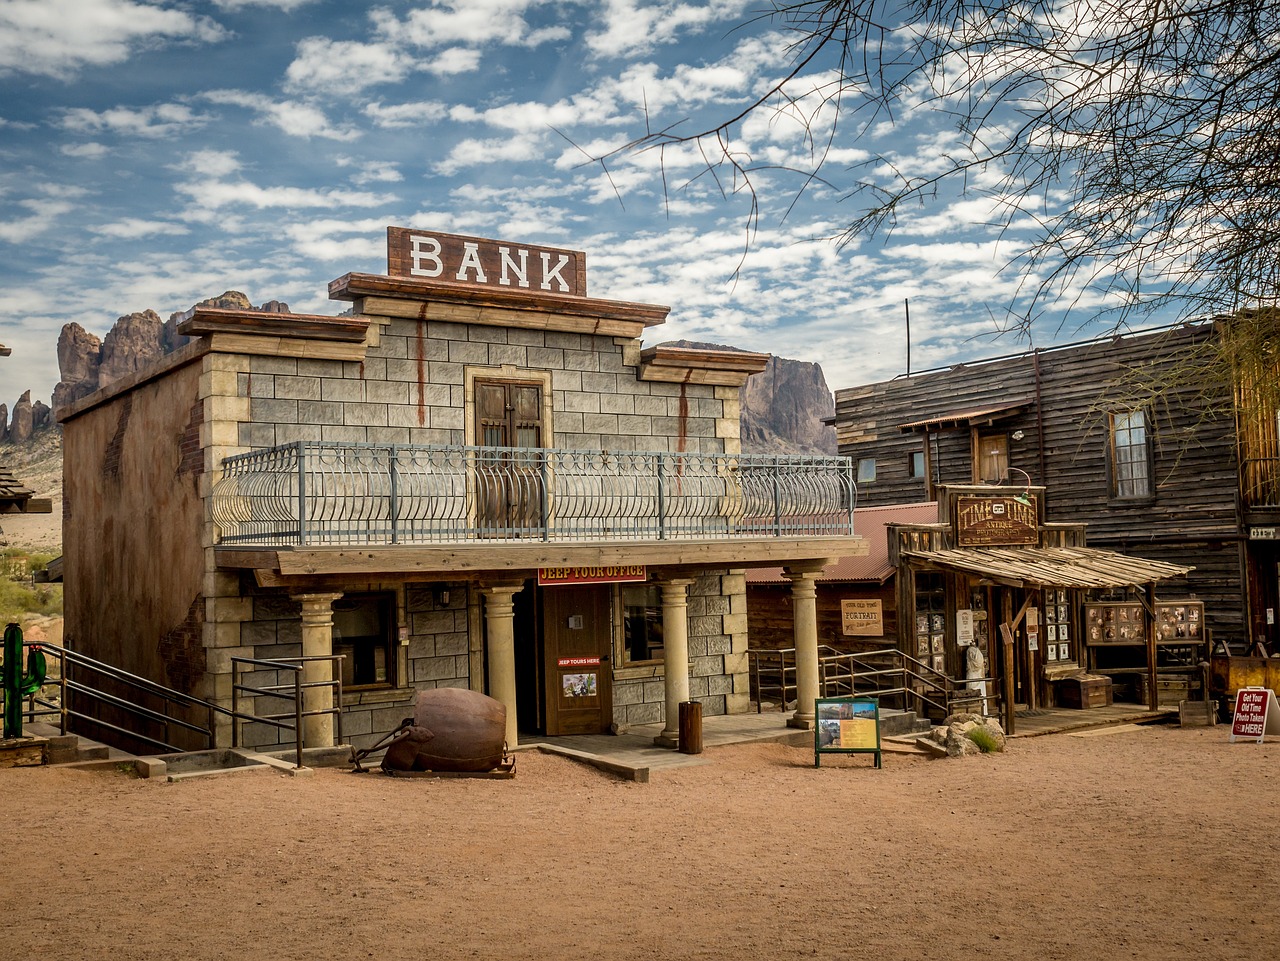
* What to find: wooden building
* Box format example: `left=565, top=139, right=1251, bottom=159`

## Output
left=57, top=227, right=867, bottom=755
left=831, top=321, right=1275, bottom=653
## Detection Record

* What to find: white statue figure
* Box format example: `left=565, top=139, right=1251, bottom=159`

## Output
left=966, top=644, right=989, bottom=716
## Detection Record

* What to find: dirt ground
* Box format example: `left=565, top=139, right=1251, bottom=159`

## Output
left=3, top=724, right=1276, bottom=961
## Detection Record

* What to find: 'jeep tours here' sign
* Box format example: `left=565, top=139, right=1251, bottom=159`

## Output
left=387, top=227, right=587, bottom=297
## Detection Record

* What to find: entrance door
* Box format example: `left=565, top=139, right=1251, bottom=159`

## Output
left=975, top=432, right=1009, bottom=484
left=475, top=380, right=543, bottom=535
left=542, top=586, right=613, bottom=735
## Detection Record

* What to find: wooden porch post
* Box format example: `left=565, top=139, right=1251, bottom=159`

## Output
left=785, top=566, right=822, bottom=730
left=293, top=592, right=343, bottom=749
left=655, top=578, right=694, bottom=748
left=1146, top=581, right=1159, bottom=711
left=480, top=582, right=525, bottom=750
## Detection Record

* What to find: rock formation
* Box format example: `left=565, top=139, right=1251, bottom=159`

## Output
left=661, top=341, right=837, bottom=455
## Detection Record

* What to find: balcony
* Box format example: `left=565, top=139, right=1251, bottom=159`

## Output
left=211, top=442, right=857, bottom=548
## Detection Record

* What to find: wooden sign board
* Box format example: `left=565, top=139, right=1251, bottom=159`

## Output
left=387, top=227, right=587, bottom=297
left=538, top=566, right=646, bottom=586
left=815, top=696, right=882, bottom=768
left=955, top=495, right=1038, bottom=546
left=1230, top=687, right=1280, bottom=743
left=840, top=598, right=883, bottom=636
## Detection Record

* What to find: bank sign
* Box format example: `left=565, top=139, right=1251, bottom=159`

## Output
left=387, top=227, right=587, bottom=297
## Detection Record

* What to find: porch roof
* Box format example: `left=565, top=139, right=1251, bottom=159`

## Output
left=898, top=401, right=1030, bottom=434
left=215, top=535, right=867, bottom=587
left=899, top=545, right=1192, bottom=589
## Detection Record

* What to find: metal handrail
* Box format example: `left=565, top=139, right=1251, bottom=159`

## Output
left=15, top=642, right=223, bottom=754
left=5, top=642, right=342, bottom=768
left=750, top=645, right=1001, bottom=721
left=231, top=655, right=344, bottom=770
left=212, top=442, right=857, bottom=546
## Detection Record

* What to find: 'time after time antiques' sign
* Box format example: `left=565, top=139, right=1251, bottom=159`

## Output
left=387, top=227, right=587, bottom=297
left=955, top=495, right=1039, bottom=547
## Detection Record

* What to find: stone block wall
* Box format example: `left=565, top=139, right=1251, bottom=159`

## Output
left=235, top=319, right=726, bottom=454
left=235, top=581, right=471, bottom=751
left=611, top=568, right=750, bottom=728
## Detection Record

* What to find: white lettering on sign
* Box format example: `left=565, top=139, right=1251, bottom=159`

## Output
left=410, top=235, right=444, bottom=277
left=499, top=245, right=529, bottom=288
left=455, top=241, right=487, bottom=283
left=539, top=251, right=570, bottom=292
left=388, top=227, right=586, bottom=296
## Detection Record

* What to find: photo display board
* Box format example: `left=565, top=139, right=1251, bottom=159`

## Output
left=1083, top=600, right=1203, bottom=645
left=815, top=696, right=882, bottom=769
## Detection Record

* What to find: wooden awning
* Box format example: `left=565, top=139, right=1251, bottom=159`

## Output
left=900, top=545, right=1192, bottom=589
left=898, top=402, right=1030, bottom=434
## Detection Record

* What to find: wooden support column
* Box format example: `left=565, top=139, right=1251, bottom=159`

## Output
left=1146, top=581, right=1160, bottom=711
left=785, top=567, right=822, bottom=730
left=480, top=582, right=525, bottom=750
left=655, top=578, right=694, bottom=749
left=293, top=592, right=343, bottom=749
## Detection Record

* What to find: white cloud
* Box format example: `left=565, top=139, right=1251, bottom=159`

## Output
left=60, top=102, right=211, bottom=139
left=202, top=89, right=360, bottom=141
left=0, top=0, right=226, bottom=79
left=0, top=198, right=75, bottom=243
left=364, top=100, right=449, bottom=129
left=585, top=0, right=751, bottom=59
left=60, top=142, right=109, bottom=159
left=337, top=159, right=403, bottom=185
left=371, top=1, right=570, bottom=50
left=175, top=177, right=396, bottom=212
left=434, top=133, right=548, bottom=176
left=284, top=37, right=415, bottom=96
left=212, top=0, right=318, bottom=9
left=176, top=149, right=243, bottom=179
left=89, top=218, right=190, bottom=239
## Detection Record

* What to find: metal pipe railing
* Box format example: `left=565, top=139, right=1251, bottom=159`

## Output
left=212, top=442, right=857, bottom=546
left=232, top=655, right=344, bottom=770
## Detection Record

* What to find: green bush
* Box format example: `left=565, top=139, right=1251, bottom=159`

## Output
left=966, top=726, right=1002, bottom=753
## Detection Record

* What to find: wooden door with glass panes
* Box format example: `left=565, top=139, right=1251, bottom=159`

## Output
left=542, top=586, right=613, bottom=735
left=913, top=573, right=947, bottom=676
left=475, top=380, right=543, bottom=535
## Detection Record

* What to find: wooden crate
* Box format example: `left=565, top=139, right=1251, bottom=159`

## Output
left=1056, top=674, right=1113, bottom=709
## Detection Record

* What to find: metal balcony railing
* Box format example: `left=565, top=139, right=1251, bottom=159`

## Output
left=211, top=442, right=856, bottom=546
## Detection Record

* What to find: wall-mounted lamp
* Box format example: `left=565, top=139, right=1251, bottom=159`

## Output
left=436, top=588, right=450, bottom=607
left=1011, top=429, right=1025, bottom=441
left=1004, top=466, right=1034, bottom=505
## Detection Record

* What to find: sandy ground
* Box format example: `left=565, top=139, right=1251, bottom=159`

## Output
left=3, top=724, right=1276, bottom=961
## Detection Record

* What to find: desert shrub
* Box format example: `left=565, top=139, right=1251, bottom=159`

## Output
left=966, top=726, right=1001, bottom=753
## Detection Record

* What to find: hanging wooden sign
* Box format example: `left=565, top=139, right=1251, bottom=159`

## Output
left=955, top=494, right=1038, bottom=546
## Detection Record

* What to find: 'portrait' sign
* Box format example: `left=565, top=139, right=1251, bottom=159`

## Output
left=387, top=227, right=587, bottom=297
left=841, top=598, right=883, bottom=636
left=955, top=495, right=1039, bottom=546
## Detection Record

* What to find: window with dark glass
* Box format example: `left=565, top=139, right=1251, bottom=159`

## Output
left=622, top=583, right=664, bottom=665
left=909, top=450, right=926, bottom=479
left=857, top=458, right=876, bottom=484
left=331, top=593, right=396, bottom=688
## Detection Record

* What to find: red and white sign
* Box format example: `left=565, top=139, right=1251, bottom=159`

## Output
left=558, top=657, right=601, bottom=668
left=1230, top=687, right=1280, bottom=743
left=538, top=566, right=646, bottom=586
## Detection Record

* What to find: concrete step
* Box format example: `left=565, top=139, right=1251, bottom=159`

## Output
left=879, top=709, right=933, bottom=737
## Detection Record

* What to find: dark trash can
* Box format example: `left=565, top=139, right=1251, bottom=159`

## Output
left=678, top=700, right=703, bottom=754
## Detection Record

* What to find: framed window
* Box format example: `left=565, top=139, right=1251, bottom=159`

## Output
left=1109, top=410, right=1152, bottom=498
left=908, top=450, right=926, bottom=479
left=621, top=583, right=664, bottom=665
left=857, top=457, right=876, bottom=484
left=332, top=593, right=396, bottom=689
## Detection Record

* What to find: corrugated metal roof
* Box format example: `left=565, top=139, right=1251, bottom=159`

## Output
left=746, top=502, right=939, bottom=584
left=901, top=545, right=1193, bottom=589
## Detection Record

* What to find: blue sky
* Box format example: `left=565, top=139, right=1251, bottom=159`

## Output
left=0, top=0, right=1132, bottom=411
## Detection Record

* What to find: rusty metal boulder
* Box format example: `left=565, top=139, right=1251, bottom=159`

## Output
left=382, top=688, right=507, bottom=773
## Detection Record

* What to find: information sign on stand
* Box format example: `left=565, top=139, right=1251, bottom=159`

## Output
left=814, top=696, right=882, bottom=769
left=1229, top=687, right=1280, bottom=743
